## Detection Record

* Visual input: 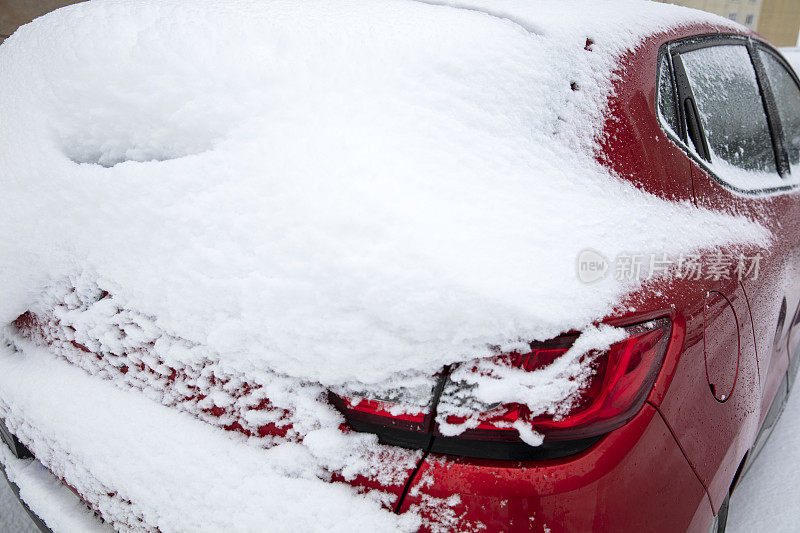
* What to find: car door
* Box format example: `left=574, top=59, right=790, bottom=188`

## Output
left=679, top=38, right=800, bottom=432
left=654, top=35, right=800, bottom=512
left=754, top=43, right=800, bottom=387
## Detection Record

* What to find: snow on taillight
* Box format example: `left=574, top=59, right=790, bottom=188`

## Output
left=329, top=317, right=672, bottom=460
left=437, top=317, right=672, bottom=445
left=433, top=337, right=576, bottom=443
left=328, top=373, right=442, bottom=448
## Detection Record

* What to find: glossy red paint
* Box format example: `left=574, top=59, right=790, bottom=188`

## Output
left=388, top=22, right=800, bottom=532
left=399, top=404, right=713, bottom=533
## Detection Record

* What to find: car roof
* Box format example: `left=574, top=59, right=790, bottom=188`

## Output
left=413, top=0, right=745, bottom=53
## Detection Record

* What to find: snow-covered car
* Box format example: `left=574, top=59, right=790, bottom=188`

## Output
left=1, top=1, right=799, bottom=532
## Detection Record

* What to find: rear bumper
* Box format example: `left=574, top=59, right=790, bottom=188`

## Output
left=2, top=404, right=714, bottom=533
left=397, top=403, right=714, bottom=533
left=1, top=332, right=715, bottom=532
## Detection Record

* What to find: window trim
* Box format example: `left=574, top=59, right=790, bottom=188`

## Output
left=748, top=40, right=790, bottom=175
left=754, top=43, right=800, bottom=174
left=655, top=33, right=798, bottom=195
left=672, top=52, right=711, bottom=161
left=657, top=45, right=684, bottom=140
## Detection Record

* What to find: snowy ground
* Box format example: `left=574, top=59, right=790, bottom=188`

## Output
left=0, top=476, right=38, bottom=533
left=728, top=379, right=800, bottom=532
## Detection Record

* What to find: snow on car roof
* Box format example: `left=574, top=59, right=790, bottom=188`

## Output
left=0, top=0, right=760, bottom=383
left=417, top=0, right=738, bottom=53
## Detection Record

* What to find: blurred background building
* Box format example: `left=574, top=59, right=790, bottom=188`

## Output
left=659, top=0, right=800, bottom=46
left=660, top=0, right=764, bottom=30
left=757, top=0, right=800, bottom=46
left=0, top=0, right=81, bottom=43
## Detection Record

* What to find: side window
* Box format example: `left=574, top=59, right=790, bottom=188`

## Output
left=680, top=44, right=778, bottom=183
left=657, top=56, right=680, bottom=134
left=759, top=49, right=800, bottom=173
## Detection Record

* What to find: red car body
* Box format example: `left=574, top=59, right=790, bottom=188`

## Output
left=4, top=17, right=800, bottom=533
left=388, top=22, right=800, bottom=532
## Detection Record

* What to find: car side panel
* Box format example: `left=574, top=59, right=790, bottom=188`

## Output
left=397, top=404, right=712, bottom=533
left=601, top=28, right=766, bottom=514
left=689, top=156, right=800, bottom=500
left=598, top=34, right=696, bottom=204
left=652, top=274, right=759, bottom=511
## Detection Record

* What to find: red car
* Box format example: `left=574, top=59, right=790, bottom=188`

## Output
left=3, top=4, right=800, bottom=533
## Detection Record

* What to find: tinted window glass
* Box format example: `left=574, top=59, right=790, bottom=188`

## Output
left=760, top=49, right=800, bottom=172
left=657, top=57, right=679, bottom=134
left=681, top=45, right=776, bottom=177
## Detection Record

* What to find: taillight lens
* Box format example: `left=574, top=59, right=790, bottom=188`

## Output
left=328, top=374, right=442, bottom=449
left=330, top=317, right=672, bottom=459
left=329, top=396, right=430, bottom=431
left=439, top=318, right=671, bottom=443
left=530, top=319, right=670, bottom=439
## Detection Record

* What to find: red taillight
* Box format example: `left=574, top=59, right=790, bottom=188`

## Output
left=531, top=320, right=670, bottom=439
left=328, top=375, right=444, bottom=450
left=330, top=317, right=672, bottom=460
left=440, top=318, right=671, bottom=443
left=331, top=396, right=429, bottom=431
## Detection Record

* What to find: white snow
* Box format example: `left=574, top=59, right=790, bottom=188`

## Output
left=0, top=0, right=761, bottom=386
left=0, top=444, right=110, bottom=533
left=728, top=382, right=800, bottom=532
left=0, top=1, right=781, bottom=531
left=0, top=338, right=421, bottom=533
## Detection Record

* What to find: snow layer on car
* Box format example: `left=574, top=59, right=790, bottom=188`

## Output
left=0, top=340, right=421, bottom=532
left=0, top=0, right=774, bottom=530
left=0, top=0, right=759, bottom=386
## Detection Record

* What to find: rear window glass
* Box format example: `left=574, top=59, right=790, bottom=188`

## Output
left=760, top=49, right=800, bottom=173
left=680, top=45, right=778, bottom=185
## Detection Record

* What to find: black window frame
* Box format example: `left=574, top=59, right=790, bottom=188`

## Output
left=755, top=43, right=800, bottom=172
left=656, top=50, right=681, bottom=137
left=655, top=33, right=797, bottom=195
